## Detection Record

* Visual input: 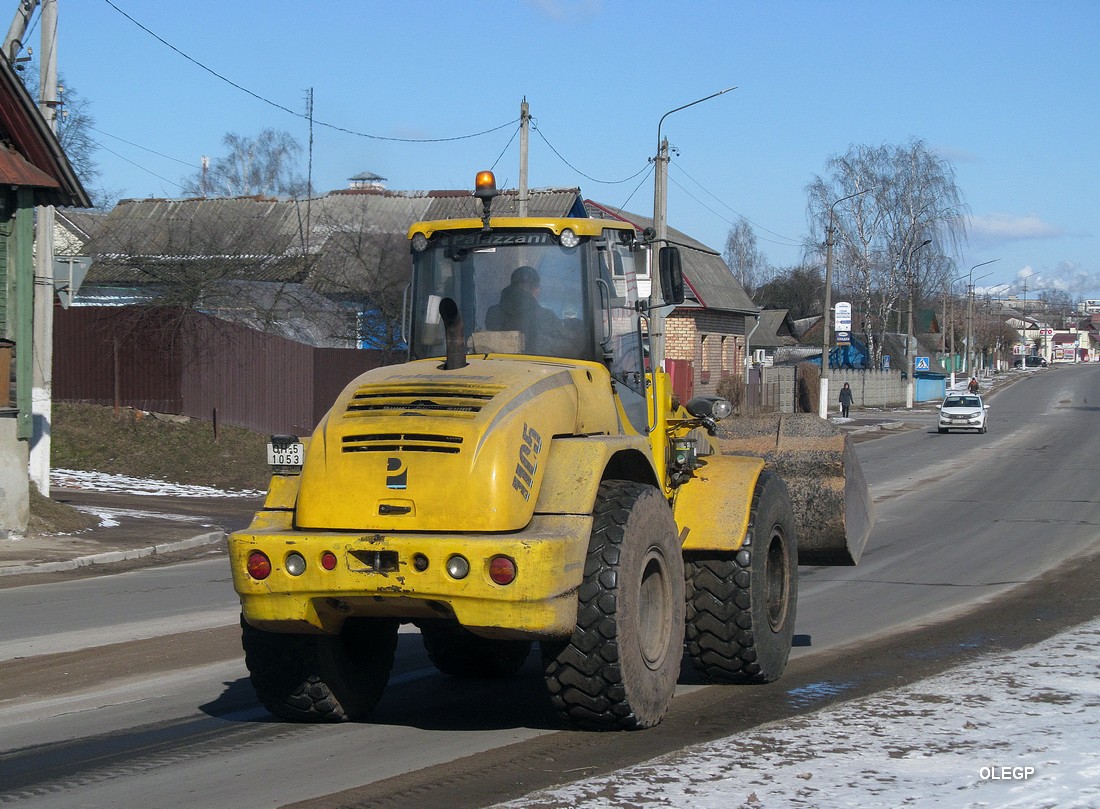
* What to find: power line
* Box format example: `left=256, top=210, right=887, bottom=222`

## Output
left=89, top=138, right=186, bottom=190
left=101, top=0, right=517, bottom=143
left=531, top=122, right=650, bottom=185
left=670, top=162, right=804, bottom=248
left=90, top=126, right=195, bottom=167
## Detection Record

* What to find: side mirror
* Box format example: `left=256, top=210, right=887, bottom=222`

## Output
left=659, top=246, right=685, bottom=305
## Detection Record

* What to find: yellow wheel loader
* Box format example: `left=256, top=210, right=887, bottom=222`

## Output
left=229, top=171, right=871, bottom=730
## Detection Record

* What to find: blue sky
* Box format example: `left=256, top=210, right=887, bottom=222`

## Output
left=27, top=0, right=1100, bottom=300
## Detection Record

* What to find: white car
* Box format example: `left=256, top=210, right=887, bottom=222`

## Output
left=938, top=393, right=989, bottom=434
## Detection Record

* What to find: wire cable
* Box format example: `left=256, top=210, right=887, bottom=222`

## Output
left=532, top=122, right=649, bottom=185
left=89, top=138, right=186, bottom=190
left=670, top=162, right=804, bottom=248
left=101, top=0, right=517, bottom=143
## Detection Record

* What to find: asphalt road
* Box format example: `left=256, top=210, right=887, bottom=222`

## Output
left=1, top=364, right=1097, bottom=809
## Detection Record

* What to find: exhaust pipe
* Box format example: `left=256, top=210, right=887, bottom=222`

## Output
left=439, top=297, right=467, bottom=370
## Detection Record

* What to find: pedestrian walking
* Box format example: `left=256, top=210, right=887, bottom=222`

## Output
left=838, top=382, right=854, bottom=418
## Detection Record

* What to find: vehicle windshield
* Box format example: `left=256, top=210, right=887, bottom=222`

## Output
left=408, top=228, right=646, bottom=390
left=943, top=396, right=981, bottom=408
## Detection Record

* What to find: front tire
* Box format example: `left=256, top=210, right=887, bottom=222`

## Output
left=241, top=616, right=398, bottom=722
left=685, top=470, right=798, bottom=684
left=419, top=621, right=531, bottom=678
left=543, top=480, right=685, bottom=731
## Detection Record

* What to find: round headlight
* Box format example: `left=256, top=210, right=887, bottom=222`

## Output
left=411, top=232, right=429, bottom=253
left=446, top=555, right=470, bottom=580
left=285, top=552, right=307, bottom=576
left=711, top=398, right=733, bottom=420
left=559, top=228, right=580, bottom=248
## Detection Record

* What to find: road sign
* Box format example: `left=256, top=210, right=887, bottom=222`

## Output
left=882, top=355, right=891, bottom=371
left=915, top=356, right=930, bottom=371
left=834, top=301, right=852, bottom=331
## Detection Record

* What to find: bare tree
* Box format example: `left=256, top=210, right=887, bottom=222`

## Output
left=723, top=218, right=768, bottom=295
left=806, top=139, right=968, bottom=366
left=753, top=264, right=823, bottom=319
left=181, top=129, right=308, bottom=198
left=304, top=198, right=413, bottom=362
left=18, top=69, right=114, bottom=206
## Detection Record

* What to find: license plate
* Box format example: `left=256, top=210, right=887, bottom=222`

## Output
left=267, top=440, right=305, bottom=467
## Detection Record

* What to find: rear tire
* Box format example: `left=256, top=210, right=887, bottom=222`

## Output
left=685, top=470, right=798, bottom=684
left=543, top=480, right=685, bottom=731
left=241, top=616, right=398, bottom=722
left=420, top=621, right=531, bottom=678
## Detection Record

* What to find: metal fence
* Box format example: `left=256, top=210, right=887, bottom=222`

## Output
left=53, top=306, right=389, bottom=435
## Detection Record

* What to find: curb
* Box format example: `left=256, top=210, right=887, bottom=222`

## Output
left=0, top=530, right=226, bottom=577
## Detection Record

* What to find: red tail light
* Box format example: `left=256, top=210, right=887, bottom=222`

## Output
left=489, top=556, right=517, bottom=585
left=247, top=551, right=272, bottom=580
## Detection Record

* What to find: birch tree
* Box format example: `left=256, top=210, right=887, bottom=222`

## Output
left=806, top=139, right=967, bottom=366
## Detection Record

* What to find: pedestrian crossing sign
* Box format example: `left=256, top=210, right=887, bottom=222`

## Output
left=915, top=356, right=930, bottom=371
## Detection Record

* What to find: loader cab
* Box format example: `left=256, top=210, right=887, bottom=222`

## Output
left=407, top=211, right=650, bottom=399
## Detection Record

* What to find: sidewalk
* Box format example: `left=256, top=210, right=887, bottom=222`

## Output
left=0, top=482, right=261, bottom=580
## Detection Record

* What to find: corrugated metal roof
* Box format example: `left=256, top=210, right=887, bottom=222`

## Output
left=0, top=142, right=60, bottom=188
left=424, top=188, right=582, bottom=220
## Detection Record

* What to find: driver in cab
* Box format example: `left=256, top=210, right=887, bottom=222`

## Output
left=485, top=266, right=567, bottom=355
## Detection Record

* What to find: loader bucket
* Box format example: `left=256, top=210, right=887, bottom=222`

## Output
left=714, top=413, right=874, bottom=565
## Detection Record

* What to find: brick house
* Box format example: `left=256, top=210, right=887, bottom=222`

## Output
left=584, top=201, right=759, bottom=397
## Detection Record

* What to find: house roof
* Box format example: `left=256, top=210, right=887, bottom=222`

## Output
left=423, top=187, right=586, bottom=220
left=0, top=52, right=89, bottom=207
left=752, top=308, right=799, bottom=349
left=583, top=200, right=758, bottom=315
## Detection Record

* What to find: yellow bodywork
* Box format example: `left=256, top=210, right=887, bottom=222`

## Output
left=231, top=216, right=764, bottom=639
left=674, top=454, right=764, bottom=551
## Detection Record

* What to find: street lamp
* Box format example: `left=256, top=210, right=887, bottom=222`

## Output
left=946, top=272, right=970, bottom=388
left=965, top=259, right=999, bottom=377
left=650, top=86, right=735, bottom=367
left=818, top=188, right=872, bottom=419
left=905, top=238, right=932, bottom=409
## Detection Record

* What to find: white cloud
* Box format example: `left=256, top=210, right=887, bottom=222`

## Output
left=968, top=213, right=1065, bottom=245
left=933, top=144, right=980, bottom=164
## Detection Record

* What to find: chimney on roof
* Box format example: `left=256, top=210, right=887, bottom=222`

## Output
left=349, top=172, right=386, bottom=191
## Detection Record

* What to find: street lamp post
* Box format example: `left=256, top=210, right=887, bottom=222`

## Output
left=964, top=259, right=999, bottom=377
left=905, top=238, right=932, bottom=409
left=650, top=87, right=735, bottom=367
left=818, top=188, right=872, bottom=419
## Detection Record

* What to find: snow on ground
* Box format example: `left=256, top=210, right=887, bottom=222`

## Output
left=494, top=618, right=1100, bottom=809
left=51, top=468, right=264, bottom=499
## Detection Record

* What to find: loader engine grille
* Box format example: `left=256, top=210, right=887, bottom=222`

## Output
left=342, top=433, right=463, bottom=453
left=345, top=384, right=506, bottom=419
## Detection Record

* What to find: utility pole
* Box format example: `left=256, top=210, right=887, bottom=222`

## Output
left=650, top=87, right=735, bottom=371
left=3, top=0, right=39, bottom=60
left=818, top=188, right=871, bottom=419
left=518, top=98, right=529, bottom=217
left=650, top=134, right=670, bottom=365
left=30, top=0, right=57, bottom=496
left=905, top=238, right=931, bottom=409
